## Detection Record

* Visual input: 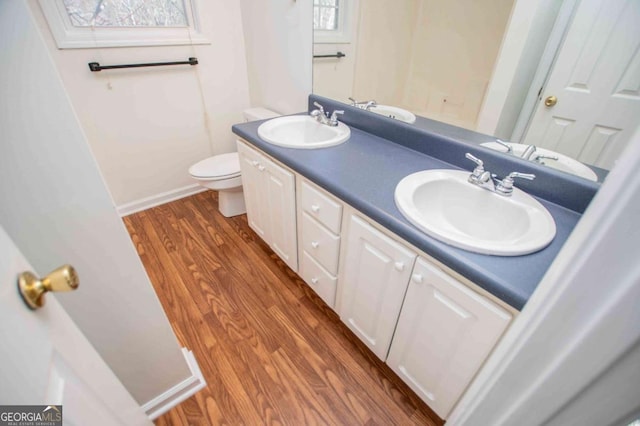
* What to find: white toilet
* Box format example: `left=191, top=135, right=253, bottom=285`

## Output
left=189, top=107, right=279, bottom=217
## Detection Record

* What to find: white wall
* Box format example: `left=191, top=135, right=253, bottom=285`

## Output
left=28, top=0, right=252, bottom=209
left=352, top=0, right=420, bottom=106
left=404, top=0, right=514, bottom=128
left=312, top=0, right=514, bottom=130
left=0, top=1, right=191, bottom=405
left=239, top=0, right=313, bottom=115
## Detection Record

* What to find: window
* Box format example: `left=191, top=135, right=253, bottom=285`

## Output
left=39, top=0, right=209, bottom=49
left=313, top=0, right=351, bottom=44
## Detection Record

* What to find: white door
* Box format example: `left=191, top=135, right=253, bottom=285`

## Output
left=0, top=226, right=152, bottom=426
left=339, top=215, right=416, bottom=360
left=522, top=0, right=640, bottom=169
left=386, top=257, right=512, bottom=419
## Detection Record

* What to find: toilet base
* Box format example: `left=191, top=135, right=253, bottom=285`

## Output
left=218, top=187, right=246, bottom=217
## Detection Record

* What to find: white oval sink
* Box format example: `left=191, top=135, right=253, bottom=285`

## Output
left=368, top=105, right=416, bottom=124
left=395, top=170, right=556, bottom=256
left=481, top=142, right=598, bottom=181
left=257, top=116, right=350, bottom=149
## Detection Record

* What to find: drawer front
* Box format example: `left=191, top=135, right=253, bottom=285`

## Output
left=300, top=180, right=343, bottom=234
left=301, top=213, right=340, bottom=275
left=301, top=251, right=337, bottom=308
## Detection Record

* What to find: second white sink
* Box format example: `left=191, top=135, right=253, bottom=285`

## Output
left=368, top=105, right=417, bottom=124
left=395, top=170, right=556, bottom=256
left=481, top=142, right=598, bottom=181
left=258, top=115, right=350, bottom=149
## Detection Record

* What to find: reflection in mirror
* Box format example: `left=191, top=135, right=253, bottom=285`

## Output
left=313, top=0, right=512, bottom=130
left=312, top=0, right=640, bottom=181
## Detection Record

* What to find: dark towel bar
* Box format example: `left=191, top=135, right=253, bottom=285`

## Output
left=313, top=52, right=346, bottom=59
left=88, top=57, right=198, bottom=72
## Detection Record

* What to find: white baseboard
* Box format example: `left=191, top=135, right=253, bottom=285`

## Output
left=142, top=348, right=207, bottom=420
left=117, top=184, right=207, bottom=217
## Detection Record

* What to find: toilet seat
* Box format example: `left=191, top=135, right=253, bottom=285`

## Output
left=189, top=153, right=240, bottom=180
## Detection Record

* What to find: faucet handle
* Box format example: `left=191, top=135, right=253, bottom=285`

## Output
left=348, top=97, right=358, bottom=106
left=494, top=139, right=513, bottom=153
left=329, top=110, right=344, bottom=126
left=495, top=172, right=536, bottom=196
left=465, top=153, right=485, bottom=172
left=313, top=102, right=326, bottom=114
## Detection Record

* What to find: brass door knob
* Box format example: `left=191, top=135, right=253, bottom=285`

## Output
left=18, top=265, right=79, bottom=310
left=544, top=96, right=558, bottom=107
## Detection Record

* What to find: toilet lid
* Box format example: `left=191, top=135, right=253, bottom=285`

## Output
left=189, top=152, right=241, bottom=179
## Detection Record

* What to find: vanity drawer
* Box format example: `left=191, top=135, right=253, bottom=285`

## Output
left=301, top=212, right=340, bottom=275
left=300, top=180, right=343, bottom=234
left=301, top=251, right=337, bottom=308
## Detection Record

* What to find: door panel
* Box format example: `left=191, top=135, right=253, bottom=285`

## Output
left=339, top=215, right=416, bottom=360
left=523, top=0, right=640, bottom=169
left=387, top=257, right=512, bottom=419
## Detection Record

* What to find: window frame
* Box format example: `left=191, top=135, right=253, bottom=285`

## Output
left=314, top=0, right=351, bottom=44
left=39, top=0, right=210, bottom=49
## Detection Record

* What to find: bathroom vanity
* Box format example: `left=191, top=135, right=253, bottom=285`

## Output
left=232, top=95, right=598, bottom=419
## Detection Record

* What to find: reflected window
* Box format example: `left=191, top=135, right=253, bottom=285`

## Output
left=313, top=0, right=350, bottom=43
left=314, top=0, right=339, bottom=31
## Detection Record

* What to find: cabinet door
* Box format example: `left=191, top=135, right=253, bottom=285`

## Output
left=237, top=141, right=269, bottom=241
left=387, top=257, right=512, bottom=419
left=339, top=215, right=416, bottom=360
left=265, top=157, right=298, bottom=271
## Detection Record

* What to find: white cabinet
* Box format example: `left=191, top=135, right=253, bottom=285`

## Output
left=386, top=256, right=512, bottom=419
left=339, top=214, right=417, bottom=360
left=298, top=179, right=343, bottom=308
left=237, top=140, right=298, bottom=271
left=237, top=140, right=513, bottom=420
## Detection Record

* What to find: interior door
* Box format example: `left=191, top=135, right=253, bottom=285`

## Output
left=522, top=0, right=640, bottom=170
left=0, top=226, right=152, bottom=426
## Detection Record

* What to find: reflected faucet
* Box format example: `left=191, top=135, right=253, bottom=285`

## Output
left=348, top=97, right=377, bottom=111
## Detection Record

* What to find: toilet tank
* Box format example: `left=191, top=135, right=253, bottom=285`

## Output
left=243, top=107, right=280, bottom=122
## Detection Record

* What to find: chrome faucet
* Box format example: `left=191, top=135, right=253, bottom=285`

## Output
left=494, top=139, right=513, bottom=154
left=465, top=153, right=536, bottom=197
left=465, top=153, right=494, bottom=190
left=310, top=102, right=344, bottom=127
left=521, top=144, right=537, bottom=161
left=494, top=172, right=536, bottom=196
left=310, top=101, right=326, bottom=122
left=348, top=97, right=377, bottom=110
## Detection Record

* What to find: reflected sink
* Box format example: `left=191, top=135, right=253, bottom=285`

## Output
left=395, top=170, right=556, bottom=256
left=257, top=116, right=350, bottom=149
left=368, top=105, right=416, bottom=124
left=481, top=142, right=598, bottom=181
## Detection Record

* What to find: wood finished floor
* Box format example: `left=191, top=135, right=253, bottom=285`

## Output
left=123, top=191, right=444, bottom=426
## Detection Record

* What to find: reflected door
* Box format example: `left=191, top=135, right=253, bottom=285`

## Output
left=523, top=0, right=640, bottom=170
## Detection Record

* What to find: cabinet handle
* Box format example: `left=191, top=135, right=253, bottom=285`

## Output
left=311, top=204, right=320, bottom=213
left=394, top=261, right=405, bottom=271
left=311, top=277, right=319, bottom=284
left=311, top=241, right=319, bottom=249
left=412, top=273, right=423, bottom=284
left=257, top=165, right=265, bottom=171
left=251, top=160, right=259, bottom=167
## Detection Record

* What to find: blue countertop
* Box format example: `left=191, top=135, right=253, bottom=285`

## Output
left=232, top=97, right=595, bottom=310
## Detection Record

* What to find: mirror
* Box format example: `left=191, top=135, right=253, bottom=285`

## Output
left=312, top=0, right=639, bottom=182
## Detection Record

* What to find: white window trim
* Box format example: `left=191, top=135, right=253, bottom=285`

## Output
left=38, top=0, right=210, bottom=49
left=314, top=0, right=352, bottom=44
